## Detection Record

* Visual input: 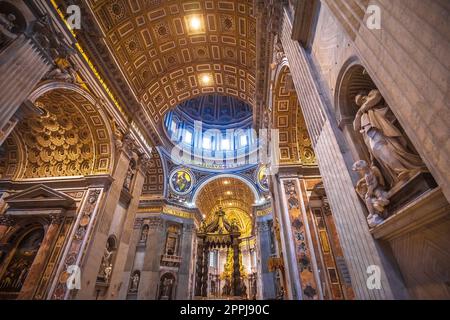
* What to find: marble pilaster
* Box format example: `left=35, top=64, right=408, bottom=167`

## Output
left=176, top=223, right=195, bottom=299
left=18, top=215, right=63, bottom=299
left=138, top=216, right=165, bottom=299
left=0, top=35, right=51, bottom=132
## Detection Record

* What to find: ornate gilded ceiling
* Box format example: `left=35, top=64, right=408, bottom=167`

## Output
left=273, top=66, right=317, bottom=166
left=142, top=148, right=164, bottom=196
left=12, top=89, right=112, bottom=179
left=88, top=0, right=257, bottom=129
left=195, top=177, right=255, bottom=226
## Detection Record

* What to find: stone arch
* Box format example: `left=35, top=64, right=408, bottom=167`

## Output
left=271, top=64, right=316, bottom=166
left=334, top=59, right=376, bottom=164
left=192, top=173, right=260, bottom=205
left=158, top=272, right=177, bottom=300
left=8, top=85, right=114, bottom=180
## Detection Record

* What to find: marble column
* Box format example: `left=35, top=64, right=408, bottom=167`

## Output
left=194, top=240, right=204, bottom=296
left=106, top=163, right=146, bottom=299
left=232, top=239, right=241, bottom=296
left=75, top=148, right=131, bottom=299
left=0, top=35, right=51, bottom=133
left=18, top=215, right=63, bottom=300
left=256, top=218, right=277, bottom=299
left=138, top=216, right=165, bottom=300
left=201, top=244, right=209, bottom=297
left=176, top=223, right=195, bottom=299
left=273, top=175, right=302, bottom=300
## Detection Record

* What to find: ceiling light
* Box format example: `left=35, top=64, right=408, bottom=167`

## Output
left=190, top=17, right=201, bottom=30
left=201, top=74, right=211, bottom=85
left=226, top=191, right=232, bottom=195
left=223, top=180, right=230, bottom=185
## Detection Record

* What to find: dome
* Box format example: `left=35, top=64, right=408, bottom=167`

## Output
left=163, top=94, right=259, bottom=170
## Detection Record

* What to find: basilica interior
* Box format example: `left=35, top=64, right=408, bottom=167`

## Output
left=0, top=0, right=449, bottom=301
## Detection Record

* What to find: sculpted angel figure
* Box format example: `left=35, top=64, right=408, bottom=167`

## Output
left=353, top=89, right=427, bottom=184
left=352, top=160, right=390, bottom=228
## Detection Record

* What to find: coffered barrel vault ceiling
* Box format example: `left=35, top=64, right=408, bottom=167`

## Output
left=88, top=0, right=257, bottom=129
left=195, top=177, right=255, bottom=218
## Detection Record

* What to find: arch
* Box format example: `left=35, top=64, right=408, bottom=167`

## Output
left=192, top=174, right=260, bottom=205
left=158, top=272, right=177, bottom=300
left=271, top=63, right=316, bottom=166
left=335, top=57, right=376, bottom=127
left=9, top=85, right=114, bottom=179
left=334, top=59, right=377, bottom=164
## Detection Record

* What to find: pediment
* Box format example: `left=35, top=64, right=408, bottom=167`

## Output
left=4, top=184, right=75, bottom=210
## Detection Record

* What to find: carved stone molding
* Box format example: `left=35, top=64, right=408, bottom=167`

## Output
left=256, top=220, right=271, bottom=233
left=49, top=214, right=64, bottom=225
left=147, top=216, right=163, bottom=230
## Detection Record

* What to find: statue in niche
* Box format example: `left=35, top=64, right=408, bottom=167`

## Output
left=98, top=241, right=114, bottom=283
left=353, top=160, right=389, bottom=228
left=159, top=275, right=174, bottom=300
left=129, top=272, right=140, bottom=293
left=123, top=163, right=136, bottom=191
left=0, top=12, right=18, bottom=46
left=140, top=225, right=149, bottom=243
left=353, top=89, right=427, bottom=185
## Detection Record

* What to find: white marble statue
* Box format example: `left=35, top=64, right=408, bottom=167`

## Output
left=353, top=89, right=427, bottom=185
left=352, top=160, right=390, bottom=228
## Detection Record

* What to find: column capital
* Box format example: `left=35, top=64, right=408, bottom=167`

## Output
left=147, top=216, right=164, bottom=230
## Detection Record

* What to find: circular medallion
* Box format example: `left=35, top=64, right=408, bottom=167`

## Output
left=79, top=215, right=90, bottom=227
left=256, top=165, right=269, bottom=191
left=169, top=168, right=195, bottom=195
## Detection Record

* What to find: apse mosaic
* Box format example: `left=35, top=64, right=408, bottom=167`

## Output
left=256, top=165, right=269, bottom=191
left=169, top=167, right=195, bottom=195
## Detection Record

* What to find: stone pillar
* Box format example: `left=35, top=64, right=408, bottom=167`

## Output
left=75, top=146, right=132, bottom=299
left=194, top=240, right=204, bottom=296
left=0, top=35, right=51, bottom=132
left=256, top=218, right=277, bottom=299
left=176, top=223, right=195, bottom=299
left=106, top=160, right=146, bottom=299
left=278, top=10, right=406, bottom=299
left=118, top=219, right=143, bottom=300
left=18, top=215, right=63, bottom=300
left=273, top=175, right=302, bottom=299
left=138, top=216, right=165, bottom=300
left=201, top=244, right=209, bottom=297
